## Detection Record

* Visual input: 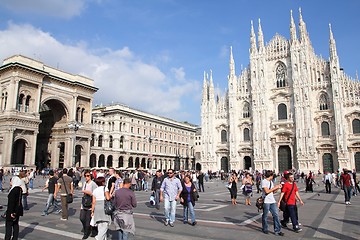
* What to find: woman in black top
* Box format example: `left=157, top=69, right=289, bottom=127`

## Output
left=228, top=173, right=238, bottom=205
left=180, top=175, right=197, bottom=225
left=5, top=176, right=23, bottom=240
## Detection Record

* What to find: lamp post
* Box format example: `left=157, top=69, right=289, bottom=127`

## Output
left=68, top=121, right=82, bottom=168
left=145, top=135, right=154, bottom=169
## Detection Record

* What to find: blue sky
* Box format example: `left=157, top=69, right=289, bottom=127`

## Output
left=0, top=0, right=359, bottom=125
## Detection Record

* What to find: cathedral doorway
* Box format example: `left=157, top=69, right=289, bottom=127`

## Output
left=244, top=156, right=251, bottom=170
left=221, top=157, right=229, bottom=172
left=11, top=139, right=26, bottom=165
left=323, top=153, right=334, bottom=173
left=355, top=152, right=360, bottom=172
left=278, top=146, right=292, bottom=173
left=90, top=154, right=96, bottom=168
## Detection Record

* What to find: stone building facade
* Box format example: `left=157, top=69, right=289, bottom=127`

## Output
left=201, top=10, right=360, bottom=173
left=0, top=56, right=197, bottom=171
left=89, top=104, right=197, bottom=171
left=0, top=55, right=98, bottom=169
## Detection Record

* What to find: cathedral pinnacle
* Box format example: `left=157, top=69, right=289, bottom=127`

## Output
left=298, top=8, right=308, bottom=43
left=229, top=46, right=235, bottom=77
left=329, top=23, right=338, bottom=60
left=290, top=9, right=297, bottom=43
left=250, top=20, right=257, bottom=54
left=258, top=18, right=264, bottom=49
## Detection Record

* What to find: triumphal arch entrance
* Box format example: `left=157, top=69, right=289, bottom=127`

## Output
left=0, top=55, right=98, bottom=169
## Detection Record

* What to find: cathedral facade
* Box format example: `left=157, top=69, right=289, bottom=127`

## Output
left=200, top=10, right=360, bottom=173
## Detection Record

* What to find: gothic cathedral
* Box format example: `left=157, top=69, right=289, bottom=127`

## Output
left=200, top=9, right=360, bottom=173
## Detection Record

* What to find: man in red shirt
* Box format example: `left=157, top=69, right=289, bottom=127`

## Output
left=340, top=168, right=353, bottom=205
left=278, top=172, right=304, bottom=233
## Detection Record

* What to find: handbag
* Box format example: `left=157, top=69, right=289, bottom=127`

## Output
left=279, top=183, right=295, bottom=212
left=82, top=183, right=92, bottom=208
left=103, top=187, right=115, bottom=215
left=227, top=182, right=232, bottom=189
left=62, top=176, right=73, bottom=204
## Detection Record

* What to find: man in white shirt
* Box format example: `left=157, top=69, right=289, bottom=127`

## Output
left=261, top=170, right=284, bottom=236
left=324, top=172, right=332, bottom=194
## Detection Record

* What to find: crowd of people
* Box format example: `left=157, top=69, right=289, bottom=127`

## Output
left=0, top=166, right=359, bottom=239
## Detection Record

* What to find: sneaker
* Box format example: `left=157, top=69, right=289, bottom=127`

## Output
left=183, top=221, right=188, bottom=224
left=280, top=221, right=288, bottom=228
left=275, top=232, right=284, bottom=236
left=345, top=201, right=349, bottom=205
left=298, top=222, right=302, bottom=226
left=169, top=222, right=174, bottom=227
left=55, top=210, right=62, bottom=214
left=294, top=228, right=302, bottom=233
left=60, top=218, right=67, bottom=221
left=164, top=220, right=169, bottom=226
left=191, top=221, right=197, bottom=226
left=348, top=202, right=351, bottom=205
left=41, top=212, right=48, bottom=216
left=262, top=230, right=269, bottom=234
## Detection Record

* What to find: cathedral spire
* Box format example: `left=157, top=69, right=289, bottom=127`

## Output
left=329, top=23, right=338, bottom=60
left=258, top=18, right=264, bottom=50
left=290, top=9, right=297, bottom=43
left=250, top=20, right=257, bottom=54
left=298, top=8, right=308, bottom=43
left=202, top=71, right=208, bottom=102
left=229, top=46, right=235, bottom=77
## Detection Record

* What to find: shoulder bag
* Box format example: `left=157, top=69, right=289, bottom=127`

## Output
left=103, top=186, right=115, bottom=215
left=62, top=176, right=73, bottom=203
left=82, top=182, right=93, bottom=208
left=279, top=183, right=295, bottom=212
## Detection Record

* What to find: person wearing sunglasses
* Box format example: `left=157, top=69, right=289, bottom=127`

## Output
left=80, top=171, right=97, bottom=239
left=160, top=169, right=182, bottom=227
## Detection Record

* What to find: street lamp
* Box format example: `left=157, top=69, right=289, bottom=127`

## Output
left=145, top=135, right=154, bottom=169
left=68, top=121, right=82, bottom=168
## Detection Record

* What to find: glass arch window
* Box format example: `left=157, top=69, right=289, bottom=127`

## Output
left=319, top=94, right=329, bottom=110
left=278, top=103, right=287, bottom=120
left=244, top=128, right=250, bottom=141
left=221, top=130, right=227, bottom=143
left=276, top=63, right=287, bottom=88
left=352, top=119, right=360, bottom=134
left=98, top=135, right=103, bottom=147
left=321, top=122, right=330, bottom=136
left=243, top=102, right=250, bottom=118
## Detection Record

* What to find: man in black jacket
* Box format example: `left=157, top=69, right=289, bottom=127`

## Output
left=151, top=170, right=164, bottom=210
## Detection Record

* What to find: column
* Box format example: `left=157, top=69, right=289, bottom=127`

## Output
left=3, top=129, right=15, bottom=165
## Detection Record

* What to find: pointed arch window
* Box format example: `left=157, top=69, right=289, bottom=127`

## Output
left=278, top=103, right=287, bottom=120
left=321, top=122, right=330, bottom=136
left=221, top=130, right=227, bottom=143
left=352, top=119, right=360, bottom=134
left=243, top=102, right=250, bottom=118
left=276, top=63, right=287, bottom=88
left=244, top=128, right=250, bottom=141
left=319, top=94, right=329, bottom=110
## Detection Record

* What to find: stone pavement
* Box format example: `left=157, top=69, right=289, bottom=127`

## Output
left=0, top=176, right=358, bottom=239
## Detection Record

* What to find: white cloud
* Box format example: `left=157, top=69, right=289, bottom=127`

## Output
left=1, top=0, right=86, bottom=19
left=0, top=22, right=200, bottom=121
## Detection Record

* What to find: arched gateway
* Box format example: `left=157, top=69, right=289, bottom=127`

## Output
left=0, top=55, right=98, bottom=169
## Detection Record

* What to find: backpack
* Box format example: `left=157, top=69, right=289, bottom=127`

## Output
left=256, top=197, right=264, bottom=212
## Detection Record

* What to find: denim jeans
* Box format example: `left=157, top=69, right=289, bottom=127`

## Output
left=0, top=179, right=3, bottom=190
left=154, top=190, right=160, bottom=208
left=44, top=193, right=60, bottom=214
left=183, top=202, right=196, bottom=223
left=22, top=194, right=29, bottom=210
left=164, top=199, right=177, bottom=224
left=344, top=186, right=352, bottom=202
left=29, top=179, right=34, bottom=189
left=118, top=229, right=129, bottom=240
left=262, top=202, right=281, bottom=233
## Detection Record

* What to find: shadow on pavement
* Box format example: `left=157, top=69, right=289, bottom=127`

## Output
left=305, top=225, right=358, bottom=240
left=330, top=217, right=360, bottom=226
left=19, top=222, right=38, bottom=238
